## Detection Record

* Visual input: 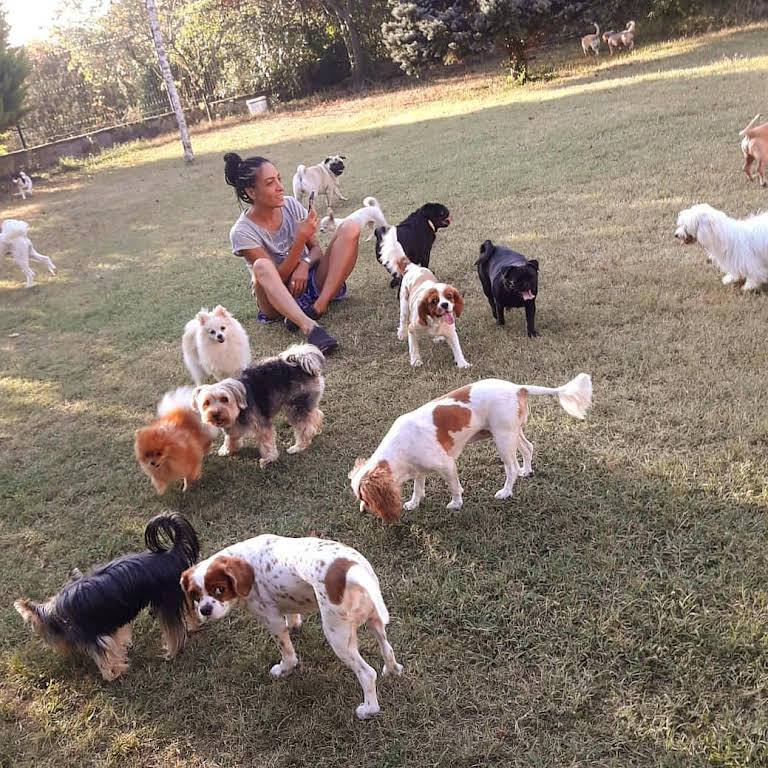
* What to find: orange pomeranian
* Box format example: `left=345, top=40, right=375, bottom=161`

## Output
left=134, top=387, right=219, bottom=494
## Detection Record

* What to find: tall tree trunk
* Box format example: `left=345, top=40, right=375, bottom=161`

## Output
left=322, top=0, right=367, bottom=87
left=146, top=0, right=194, bottom=163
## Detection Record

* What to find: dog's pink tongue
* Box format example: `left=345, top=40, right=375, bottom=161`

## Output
left=444, top=312, right=455, bottom=325
left=522, top=291, right=535, bottom=301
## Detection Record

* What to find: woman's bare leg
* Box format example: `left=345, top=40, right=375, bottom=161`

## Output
left=312, top=220, right=361, bottom=315
left=251, top=260, right=317, bottom=335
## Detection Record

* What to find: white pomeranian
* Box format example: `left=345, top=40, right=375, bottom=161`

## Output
left=181, top=305, right=251, bottom=384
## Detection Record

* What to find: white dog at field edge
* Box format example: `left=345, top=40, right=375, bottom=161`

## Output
left=1, top=219, right=56, bottom=288
left=674, top=203, right=768, bottom=291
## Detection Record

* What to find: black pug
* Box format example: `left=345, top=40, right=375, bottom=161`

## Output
left=374, top=203, right=451, bottom=288
left=476, top=240, right=539, bottom=337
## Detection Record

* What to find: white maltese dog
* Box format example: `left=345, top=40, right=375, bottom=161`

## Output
left=674, top=204, right=768, bottom=291
left=1, top=219, right=56, bottom=288
left=182, top=305, right=251, bottom=384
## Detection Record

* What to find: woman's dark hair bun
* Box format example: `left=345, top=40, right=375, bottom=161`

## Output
left=223, top=153, right=269, bottom=205
left=223, top=153, right=242, bottom=188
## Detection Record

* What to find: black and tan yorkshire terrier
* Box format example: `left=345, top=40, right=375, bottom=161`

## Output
left=14, top=513, right=200, bottom=680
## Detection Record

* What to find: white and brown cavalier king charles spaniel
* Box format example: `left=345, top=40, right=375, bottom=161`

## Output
left=378, top=225, right=469, bottom=367
left=181, top=534, right=402, bottom=719
left=349, top=375, right=592, bottom=523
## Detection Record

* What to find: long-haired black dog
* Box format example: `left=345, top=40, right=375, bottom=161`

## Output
left=192, top=343, right=325, bottom=465
left=14, top=513, right=200, bottom=680
left=374, top=203, right=451, bottom=289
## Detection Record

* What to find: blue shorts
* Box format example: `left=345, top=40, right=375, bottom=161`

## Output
left=257, top=264, right=347, bottom=324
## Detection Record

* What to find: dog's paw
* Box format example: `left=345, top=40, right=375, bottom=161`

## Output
left=397, top=329, right=406, bottom=341
left=494, top=488, right=513, bottom=500
left=722, top=273, right=737, bottom=285
left=217, top=444, right=232, bottom=457
left=286, top=614, right=303, bottom=630
left=446, top=499, right=463, bottom=510
left=403, top=499, right=420, bottom=511
left=269, top=662, right=296, bottom=678
left=528, top=330, right=538, bottom=338
left=286, top=443, right=303, bottom=455
left=383, top=661, right=404, bottom=677
left=259, top=456, right=277, bottom=469
left=410, top=358, right=423, bottom=367
left=743, top=280, right=761, bottom=291
left=355, top=702, right=380, bottom=720
left=456, top=361, right=472, bottom=368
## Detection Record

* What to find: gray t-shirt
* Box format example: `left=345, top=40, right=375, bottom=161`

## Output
left=229, top=197, right=308, bottom=266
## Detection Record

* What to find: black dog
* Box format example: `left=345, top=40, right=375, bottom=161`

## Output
left=374, top=203, right=451, bottom=288
left=476, top=240, right=539, bottom=337
left=14, top=513, right=200, bottom=680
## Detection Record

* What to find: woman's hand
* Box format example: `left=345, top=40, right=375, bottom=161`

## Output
left=297, top=207, right=318, bottom=243
left=289, top=261, right=310, bottom=297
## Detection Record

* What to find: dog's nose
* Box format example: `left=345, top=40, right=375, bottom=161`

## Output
left=200, top=603, right=213, bottom=617
left=216, top=334, right=225, bottom=342
left=439, top=301, right=449, bottom=309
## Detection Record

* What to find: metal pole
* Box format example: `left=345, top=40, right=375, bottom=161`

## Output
left=16, top=124, right=27, bottom=150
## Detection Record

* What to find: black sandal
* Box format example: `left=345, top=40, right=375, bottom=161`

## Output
left=307, top=324, right=338, bottom=354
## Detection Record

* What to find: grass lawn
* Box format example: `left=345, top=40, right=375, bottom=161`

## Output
left=3, top=23, right=768, bottom=767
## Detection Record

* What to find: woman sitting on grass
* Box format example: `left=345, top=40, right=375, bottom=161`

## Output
left=225, top=152, right=361, bottom=354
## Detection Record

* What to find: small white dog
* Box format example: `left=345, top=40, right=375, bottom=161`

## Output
left=674, top=203, right=768, bottom=291
left=319, top=196, right=387, bottom=242
left=349, top=375, right=592, bottom=522
left=181, top=534, right=402, bottom=719
left=292, top=155, right=347, bottom=209
left=1, top=219, right=56, bottom=288
left=11, top=171, right=33, bottom=200
left=379, top=226, right=469, bottom=368
left=181, top=305, right=251, bottom=384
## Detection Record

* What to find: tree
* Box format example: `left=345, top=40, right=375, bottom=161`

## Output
left=146, top=0, right=194, bottom=162
left=382, top=0, right=580, bottom=82
left=0, top=4, right=31, bottom=132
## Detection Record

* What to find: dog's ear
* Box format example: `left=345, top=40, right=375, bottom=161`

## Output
left=190, top=386, right=205, bottom=413
left=221, top=556, right=255, bottom=597
left=221, top=379, right=247, bottom=410
left=358, top=461, right=401, bottom=523
left=324, top=157, right=331, bottom=163
left=339, top=155, right=346, bottom=160
left=480, top=240, right=494, bottom=255
left=451, top=288, right=465, bottom=318
left=528, top=259, right=539, bottom=271
left=197, top=308, right=209, bottom=325
left=212, top=305, right=228, bottom=318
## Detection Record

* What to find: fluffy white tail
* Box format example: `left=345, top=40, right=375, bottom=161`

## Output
left=593, top=22, right=599, bottom=34
left=158, top=386, right=218, bottom=437
left=379, top=226, right=410, bottom=276
left=740, top=114, right=761, bottom=136
left=292, top=165, right=305, bottom=198
left=521, top=373, right=593, bottom=419
left=280, top=343, right=325, bottom=377
left=347, top=564, right=390, bottom=624
left=363, top=196, right=380, bottom=208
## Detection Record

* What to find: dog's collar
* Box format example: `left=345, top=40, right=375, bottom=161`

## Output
left=427, top=220, right=436, bottom=232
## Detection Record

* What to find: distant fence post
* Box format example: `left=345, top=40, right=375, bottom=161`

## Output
left=16, top=124, right=27, bottom=150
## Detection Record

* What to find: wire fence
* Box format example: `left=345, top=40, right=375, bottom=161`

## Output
left=0, top=53, right=261, bottom=154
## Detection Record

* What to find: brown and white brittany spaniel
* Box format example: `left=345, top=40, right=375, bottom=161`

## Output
left=379, top=226, right=469, bottom=367
left=181, top=534, right=403, bottom=719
